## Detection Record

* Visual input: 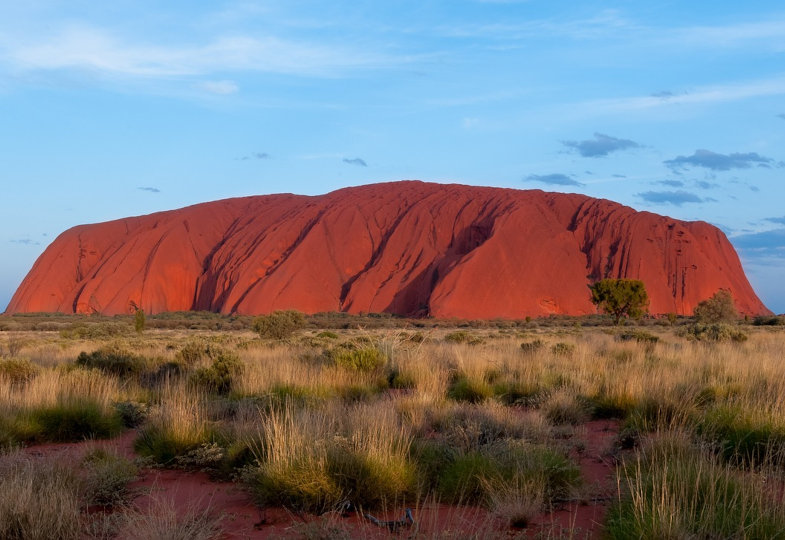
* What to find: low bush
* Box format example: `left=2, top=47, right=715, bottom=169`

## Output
left=253, top=310, right=306, bottom=340
left=27, top=400, right=124, bottom=442
left=540, top=390, right=591, bottom=425
left=328, top=345, right=386, bottom=372
left=683, top=323, right=748, bottom=342
left=81, top=448, right=138, bottom=507
left=76, top=345, right=147, bottom=377
left=447, top=375, right=493, bottom=403
left=114, top=401, right=149, bottom=428
left=550, top=342, right=576, bottom=356
left=617, top=330, right=659, bottom=345
left=189, top=352, right=243, bottom=395
left=437, top=441, right=579, bottom=505
left=519, top=339, right=544, bottom=354
left=0, top=357, right=40, bottom=384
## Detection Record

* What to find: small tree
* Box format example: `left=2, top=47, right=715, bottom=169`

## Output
left=134, top=308, right=145, bottom=334
left=589, top=279, right=649, bottom=325
left=693, top=289, right=737, bottom=323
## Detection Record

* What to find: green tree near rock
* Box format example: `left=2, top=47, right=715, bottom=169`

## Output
left=693, top=289, right=738, bottom=323
left=589, top=279, right=649, bottom=325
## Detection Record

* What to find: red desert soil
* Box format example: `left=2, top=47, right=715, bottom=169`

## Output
left=7, top=180, right=769, bottom=318
left=21, top=421, right=621, bottom=539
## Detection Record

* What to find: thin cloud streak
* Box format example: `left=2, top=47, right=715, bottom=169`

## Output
left=2, top=24, right=405, bottom=79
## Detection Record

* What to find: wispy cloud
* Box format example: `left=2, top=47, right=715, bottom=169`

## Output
left=2, top=24, right=401, bottom=79
left=665, top=149, right=774, bottom=171
left=237, top=152, right=270, bottom=161
left=562, top=132, right=640, bottom=157
left=765, top=216, right=785, bottom=225
left=694, top=180, right=720, bottom=190
left=778, top=113, right=785, bottom=120
left=638, top=190, right=706, bottom=205
left=137, top=186, right=160, bottom=193
left=524, top=173, right=582, bottom=186
left=657, top=179, right=685, bottom=187
left=579, top=76, right=785, bottom=116
left=342, top=157, right=367, bottom=167
left=9, top=238, right=40, bottom=246
left=199, top=80, right=238, bottom=94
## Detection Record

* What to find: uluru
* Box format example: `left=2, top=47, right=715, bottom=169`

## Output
left=6, top=181, right=769, bottom=318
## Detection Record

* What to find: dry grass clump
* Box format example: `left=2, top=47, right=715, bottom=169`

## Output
left=246, top=400, right=416, bottom=512
left=134, top=383, right=214, bottom=464
left=0, top=451, right=82, bottom=540
left=117, top=495, right=223, bottom=540
left=607, top=430, right=785, bottom=539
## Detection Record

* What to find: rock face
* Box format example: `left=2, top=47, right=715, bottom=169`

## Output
left=7, top=181, right=769, bottom=317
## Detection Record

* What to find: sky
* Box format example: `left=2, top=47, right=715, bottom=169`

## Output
left=1, top=1, right=784, bottom=314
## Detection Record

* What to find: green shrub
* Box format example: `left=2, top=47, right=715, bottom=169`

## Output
left=176, top=339, right=223, bottom=365
left=189, top=352, right=243, bottom=395
left=447, top=375, right=493, bottom=403
left=114, top=401, right=149, bottom=428
left=134, top=425, right=214, bottom=465
left=316, top=331, right=339, bottom=339
left=438, top=451, right=502, bottom=503
left=81, top=448, right=138, bottom=507
left=437, top=442, right=579, bottom=505
left=76, top=345, right=146, bottom=377
left=752, top=315, right=785, bottom=326
left=29, top=400, right=123, bottom=442
left=445, top=331, right=470, bottom=343
left=617, top=330, right=659, bottom=344
left=683, top=323, right=748, bottom=342
left=253, top=310, right=306, bottom=340
left=328, top=346, right=385, bottom=372
left=694, top=290, right=738, bottom=323
left=327, top=444, right=417, bottom=508
left=697, top=405, right=785, bottom=466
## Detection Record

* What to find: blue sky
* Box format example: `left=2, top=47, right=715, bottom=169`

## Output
left=1, top=1, right=784, bottom=313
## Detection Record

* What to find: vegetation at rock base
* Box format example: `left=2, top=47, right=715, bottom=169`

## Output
left=0, top=310, right=783, bottom=538
left=589, top=278, right=649, bottom=324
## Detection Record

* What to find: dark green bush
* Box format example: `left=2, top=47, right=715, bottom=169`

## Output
left=683, top=323, right=748, bottom=342
left=76, top=345, right=146, bottom=377
left=447, top=375, right=493, bottom=403
left=617, top=330, right=659, bottom=344
left=114, top=401, right=149, bottom=428
left=29, top=400, right=123, bottom=442
left=189, top=352, right=244, bottom=395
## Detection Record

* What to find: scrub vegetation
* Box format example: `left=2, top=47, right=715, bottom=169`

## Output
left=0, top=309, right=783, bottom=538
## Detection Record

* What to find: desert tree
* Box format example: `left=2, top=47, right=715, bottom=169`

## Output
left=589, top=278, right=649, bottom=325
left=693, top=289, right=738, bottom=323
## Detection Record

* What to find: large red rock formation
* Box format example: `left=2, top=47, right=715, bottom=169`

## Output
left=6, top=181, right=769, bottom=317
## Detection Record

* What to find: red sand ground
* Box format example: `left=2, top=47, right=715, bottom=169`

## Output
left=21, top=419, right=622, bottom=539
left=8, top=181, right=769, bottom=318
